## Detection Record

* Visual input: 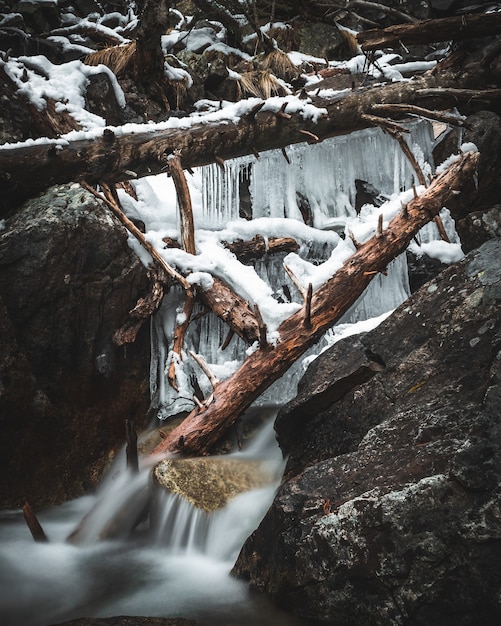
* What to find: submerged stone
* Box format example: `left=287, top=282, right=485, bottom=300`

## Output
left=153, top=457, right=276, bottom=512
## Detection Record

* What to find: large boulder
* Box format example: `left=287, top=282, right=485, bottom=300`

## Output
left=233, top=238, right=501, bottom=625
left=0, top=184, right=150, bottom=508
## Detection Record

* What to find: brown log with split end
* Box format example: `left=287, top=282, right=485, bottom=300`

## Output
left=357, top=12, right=501, bottom=51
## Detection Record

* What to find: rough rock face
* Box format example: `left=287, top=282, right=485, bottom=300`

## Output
left=433, top=112, right=501, bottom=238
left=233, top=239, right=501, bottom=625
left=0, top=185, right=150, bottom=508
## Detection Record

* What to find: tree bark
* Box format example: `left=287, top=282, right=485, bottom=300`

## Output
left=196, top=276, right=260, bottom=345
left=150, top=150, right=479, bottom=457
left=113, top=267, right=168, bottom=346
left=357, top=12, right=501, bottom=51
left=222, top=235, right=299, bottom=263
left=0, top=69, right=495, bottom=214
left=132, top=0, right=173, bottom=107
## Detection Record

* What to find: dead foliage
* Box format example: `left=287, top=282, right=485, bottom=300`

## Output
left=237, top=69, right=290, bottom=99
left=258, top=48, right=299, bottom=82
left=83, top=41, right=137, bottom=77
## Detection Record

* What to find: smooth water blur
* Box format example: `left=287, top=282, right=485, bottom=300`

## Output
left=0, top=415, right=307, bottom=626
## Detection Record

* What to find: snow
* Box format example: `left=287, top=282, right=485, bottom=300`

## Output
left=288, top=51, right=328, bottom=67
left=164, top=61, right=193, bottom=88
left=409, top=240, right=464, bottom=264
left=47, top=35, right=95, bottom=56
left=53, top=18, right=130, bottom=45
left=435, top=141, right=478, bottom=174
left=204, top=41, right=252, bottom=60
left=162, top=27, right=252, bottom=61
left=1, top=55, right=125, bottom=130
left=307, top=87, right=351, bottom=100
left=390, top=60, right=437, bottom=74
left=183, top=26, right=221, bottom=54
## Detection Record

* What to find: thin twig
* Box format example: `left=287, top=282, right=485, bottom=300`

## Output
left=189, top=351, right=220, bottom=389
left=283, top=263, right=306, bottom=299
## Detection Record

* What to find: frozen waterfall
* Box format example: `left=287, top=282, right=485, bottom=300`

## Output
left=199, top=119, right=434, bottom=227
left=124, top=120, right=453, bottom=417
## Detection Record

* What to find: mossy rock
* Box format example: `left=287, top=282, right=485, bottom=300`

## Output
left=153, top=457, right=275, bottom=512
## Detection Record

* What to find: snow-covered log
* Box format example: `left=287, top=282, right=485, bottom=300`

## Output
left=0, top=71, right=493, bottom=214
left=150, top=150, right=480, bottom=457
left=357, top=11, right=501, bottom=51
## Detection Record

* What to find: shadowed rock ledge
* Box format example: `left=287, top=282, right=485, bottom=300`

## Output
left=0, top=184, right=150, bottom=508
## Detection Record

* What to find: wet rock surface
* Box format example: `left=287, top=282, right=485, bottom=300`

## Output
left=234, top=239, right=501, bottom=625
left=0, top=185, right=150, bottom=508
left=153, top=457, right=276, bottom=512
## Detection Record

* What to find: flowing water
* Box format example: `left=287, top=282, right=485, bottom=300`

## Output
left=0, top=413, right=309, bottom=626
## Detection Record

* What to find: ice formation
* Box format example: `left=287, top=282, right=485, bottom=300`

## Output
left=126, top=120, right=460, bottom=416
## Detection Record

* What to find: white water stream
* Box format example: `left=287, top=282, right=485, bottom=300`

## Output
left=0, top=414, right=308, bottom=626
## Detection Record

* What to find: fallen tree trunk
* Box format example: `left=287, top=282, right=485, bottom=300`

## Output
left=357, top=11, right=501, bottom=50
left=0, top=68, right=494, bottom=213
left=151, top=150, right=479, bottom=457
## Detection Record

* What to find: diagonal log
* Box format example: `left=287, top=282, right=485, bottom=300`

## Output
left=151, top=150, right=479, bottom=458
left=357, top=11, right=501, bottom=51
left=166, top=154, right=197, bottom=390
